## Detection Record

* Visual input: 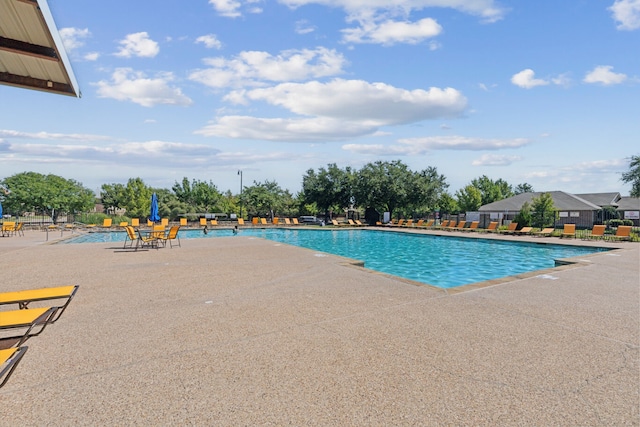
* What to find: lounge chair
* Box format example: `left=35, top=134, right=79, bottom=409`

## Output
left=12, top=222, right=24, bottom=237
left=608, top=225, right=632, bottom=242
left=534, top=227, right=555, bottom=237
left=0, top=285, right=79, bottom=323
left=396, top=219, right=405, bottom=227
left=483, top=221, right=499, bottom=232
left=210, top=219, right=218, bottom=226
left=260, top=218, right=268, bottom=225
left=238, top=218, right=245, bottom=226
left=355, top=220, right=365, bottom=226
left=402, top=219, right=413, bottom=227
left=423, top=219, right=435, bottom=228
left=147, top=219, right=154, bottom=227
left=499, top=222, right=518, bottom=234
left=462, top=221, right=479, bottom=232
left=119, top=221, right=128, bottom=227
left=252, top=217, right=259, bottom=225
left=0, top=307, right=58, bottom=349
left=0, top=346, right=29, bottom=389
left=584, top=224, right=606, bottom=240
left=292, top=218, right=299, bottom=225
left=101, top=218, right=112, bottom=229
left=439, top=220, right=450, bottom=228
left=513, top=226, right=533, bottom=236
left=200, top=218, right=207, bottom=226
left=283, top=218, right=291, bottom=225
left=157, top=225, right=181, bottom=248
left=560, top=224, right=576, bottom=238
left=179, top=218, right=188, bottom=226
left=161, top=218, right=169, bottom=227
left=131, top=218, right=140, bottom=227
left=273, top=217, right=280, bottom=225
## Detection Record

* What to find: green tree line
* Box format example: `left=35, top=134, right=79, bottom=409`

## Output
left=1, top=156, right=638, bottom=223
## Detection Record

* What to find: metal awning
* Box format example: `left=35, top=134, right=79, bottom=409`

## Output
left=0, top=0, right=79, bottom=97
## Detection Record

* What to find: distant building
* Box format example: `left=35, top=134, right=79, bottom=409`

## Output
left=478, top=191, right=640, bottom=228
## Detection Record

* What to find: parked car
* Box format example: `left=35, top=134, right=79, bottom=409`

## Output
left=299, top=215, right=325, bottom=226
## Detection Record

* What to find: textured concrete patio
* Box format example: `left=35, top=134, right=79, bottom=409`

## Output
left=0, top=228, right=638, bottom=425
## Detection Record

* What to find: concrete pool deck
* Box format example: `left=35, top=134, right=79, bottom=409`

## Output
left=0, top=228, right=638, bottom=425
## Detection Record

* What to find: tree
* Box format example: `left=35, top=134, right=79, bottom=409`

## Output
left=513, top=201, right=532, bottom=228
left=621, top=154, right=640, bottom=197
left=514, top=183, right=534, bottom=195
left=354, top=160, right=413, bottom=218
left=172, top=177, right=221, bottom=212
left=242, top=180, right=286, bottom=219
left=407, top=167, right=449, bottom=214
left=302, top=164, right=353, bottom=220
left=1, top=172, right=94, bottom=223
left=436, top=193, right=459, bottom=215
left=530, top=192, right=556, bottom=228
left=102, top=178, right=153, bottom=218
left=470, top=175, right=513, bottom=205
left=455, top=185, right=482, bottom=212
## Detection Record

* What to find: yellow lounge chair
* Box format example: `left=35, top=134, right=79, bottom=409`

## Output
left=260, top=218, right=267, bottom=225
left=157, top=225, right=181, bottom=248
left=534, top=227, right=555, bottom=237
left=513, top=226, right=533, bottom=235
left=119, top=221, right=128, bottom=227
left=179, top=218, right=188, bottom=226
left=462, top=221, right=479, bottom=232
left=292, top=218, right=299, bottom=225
left=0, top=307, right=58, bottom=349
left=147, top=219, right=154, bottom=227
left=396, top=219, right=405, bottom=227
left=200, top=218, right=207, bottom=226
left=423, top=219, right=435, bottom=228
left=0, top=285, right=79, bottom=323
left=608, top=225, right=632, bottom=242
left=11, top=222, right=24, bottom=237
left=131, top=218, right=140, bottom=227
left=439, top=220, right=450, bottom=228
left=283, top=218, right=291, bottom=225
left=584, top=224, right=606, bottom=240
left=499, top=222, right=518, bottom=234
left=273, top=217, right=280, bottom=225
left=0, top=346, right=28, bottom=389
left=123, top=226, right=138, bottom=249
left=561, top=224, right=575, bottom=238
left=355, top=220, right=365, bottom=226
left=210, top=219, right=218, bottom=226
left=101, top=218, right=113, bottom=229
left=484, top=221, right=499, bottom=232
left=237, top=218, right=245, bottom=226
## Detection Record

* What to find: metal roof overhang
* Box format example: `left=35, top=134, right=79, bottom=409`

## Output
left=0, top=0, right=79, bottom=97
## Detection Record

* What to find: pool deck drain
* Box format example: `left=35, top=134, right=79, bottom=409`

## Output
left=0, top=229, right=638, bottom=425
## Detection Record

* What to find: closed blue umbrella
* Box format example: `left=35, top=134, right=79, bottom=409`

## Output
left=149, top=193, right=160, bottom=223
left=0, top=201, right=3, bottom=218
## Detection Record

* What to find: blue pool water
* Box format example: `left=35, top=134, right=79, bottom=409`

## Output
left=60, top=228, right=609, bottom=288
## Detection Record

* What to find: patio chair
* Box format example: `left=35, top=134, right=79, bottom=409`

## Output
left=0, top=285, right=79, bottom=323
left=584, top=224, right=606, bottom=240
left=423, top=219, right=435, bottom=228
left=534, top=227, right=555, bottom=237
left=1, top=221, right=16, bottom=237
left=179, top=218, right=188, bottom=226
left=273, top=217, right=280, bottom=225
left=136, top=229, right=159, bottom=249
left=439, top=220, right=450, bottom=228
left=292, top=218, right=299, bottom=225
left=355, top=220, right=365, bottom=226
left=101, top=218, right=112, bottom=229
left=12, top=222, right=24, bottom=237
left=210, top=219, right=218, bottom=226
left=0, top=346, right=29, bottom=389
left=238, top=218, right=245, bottom=226
left=131, top=218, right=140, bottom=227
left=608, top=225, right=632, bottom=242
left=123, top=226, right=138, bottom=249
left=157, top=226, right=181, bottom=248
left=260, top=218, right=268, bottom=225
left=283, top=218, right=291, bottom=225
left=200, top=218, right=207, bottom=226
left=161, top=218, right=169, bottom=227
left=462, top=221, right=479, bottom=232
left=561, top=224, right=576, bottom=238
left=0, top=307, right=58, bottom=349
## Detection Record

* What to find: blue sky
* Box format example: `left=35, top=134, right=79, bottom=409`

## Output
left=1, top=0, right=638, bottom=197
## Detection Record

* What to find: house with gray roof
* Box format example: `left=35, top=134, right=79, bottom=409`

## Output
left=478, top=191, right=639, bottom=228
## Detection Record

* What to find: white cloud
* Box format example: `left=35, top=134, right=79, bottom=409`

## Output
left=115, top=32, right=159, bottom=58
left=342, top=18, right=442, bottom=45
left=471, top=154, right=522, bottom=166
left=583, top=65, right=627, bottom=85
left=196, top=34, right=223, bottom=49
left=195, top=116, right=376, bottom=141
left=295, top=20, right=316, bottom=34
left=208, top=0, right=243, bottom=17
left=59, top=27, right=91, bottom=54
left=94, top=68, right=193, bottom=107
left=189, top=47, right=347, bottom=88
left=343, top=135, right=530, bottom=155
left=511, top=69, right=549, bottom=89
left=0, top=129, right=111, bottom=142
left=609, top=0, right=640, bottom=30
left=197, top=80, right=467, bottom=141
left=279, top=0, right=507, bottom=23
left=84, top=52, right=100, bottom=61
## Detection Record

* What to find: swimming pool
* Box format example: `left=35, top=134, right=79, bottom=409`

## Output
left=60, top=228, right=609, bottom=288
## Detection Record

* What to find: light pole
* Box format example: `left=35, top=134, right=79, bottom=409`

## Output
left=237, top=170, right=243, bottom=219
